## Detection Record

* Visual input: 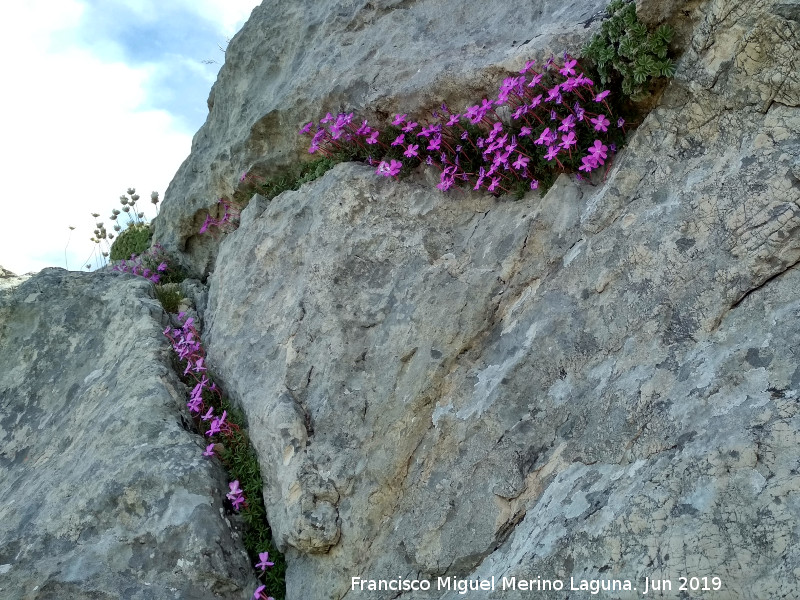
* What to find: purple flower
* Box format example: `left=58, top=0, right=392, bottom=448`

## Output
left=427, top=137, right=441, bottom=151
left=561, top=131, right=577, bottom=149
left=355, top=120, right=371, bottom=135
left=535, top=128, right=554, bottom=146
left=512, top=105, right=527, bottom=120
left=617, top=118, right=625, bottom=128
left=157, top=262, right=168, bottom=272
left=232, top=495, right=245, bottom=510
left=403, top=144, right=419, bottom=158
left=392, top=114, right=406, bottom=126
left=528, top=73, right=543, bottom=87
left=201, top=407, right=214, bottom=421
left=559, top=58, right=577, bottom=76
left=558, top=114, right=576, bottom=132
left=487, top=177, right=500, bottom=192
left=464, top=105, right=481, bottom=123
left=512, top=154, right=529, bottom=170
left=588, top=140, right=608, bottom=163
left=520, top=59, right=536, bottom=74
left=544, top=145, right=560, bottom=161
left=187, top=397, right=202, bottom=414
left=256, top=552, right=275, bottom=571
left=446, top=114, right=460, bottom=126
left=402, top=121, right=418, bottom=133
left=594, top=90, right=610, bottom=102
left=299, top=122, right=313, bottom=134
left=320, top=112, right=333, bottom=124
left=519, top=126, right=532, bottom=137
left=590, top=114, right=610, bottom=132
left=377, top=160, right=402, bottom=177
left=530, top=179, right=539, bottom=190
left=546, top=84, right=562, bottom=102
left=579, top=154, right=599, bottom=172
left=365, top=130, right=379, bottom=144
left=391, top=134, right=405, bottom=146
left=227, top=480, right=243, bottom=500
left=203, top=444, right=215, bottom=457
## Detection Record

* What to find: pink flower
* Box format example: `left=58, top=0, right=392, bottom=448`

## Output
left=530, top=179, right=539, bottom=190
left=588, top=140, right=608, bottom=163
left=520, top=59, right=536, bottom=74
left=365, top=130, right=379, bottom=144
left=392, top=114, right=406, bottom=126
left=227, top=480, right=243, bottom=500
left=590, top=114, right=610, bottom=132
left=427, top=137, right=441, bottom=151
left=544, top=145, right=560, bottom=161
left=298, top=122, right=313, bottom=134
left=376, top=160, right=402, bottom=177
left=594, top=90, right=610, bottom=102
left=579, top=155, right=599, bottom=172
left=403, top=144, right=419, bottom=158
left=487, top=177, right=500, bottom=192
left=231, top=495, right=245, bottom=510
left=256, top=552, right=275, bottom=571
left=519, top=126, right=532, bottom=137
left=402, top=121, right=418, bottom=132
left=391, top=134, right=405, bottom=146
left=203, top=444, right=215, bottom=457
left=561, top=131, right=577, bottom=149
left=446, top=114, right=460, bottom=126
left=201, top=407, right=214, bottom=421
left=157, top=262, right=168, bottom=272
left=560, top=58, right=577, bottom=76
left=535, top=128, right=554, bottom=146
left=512, top=154, right=529, bottom=170
left=527, top=73, right=543, bottom=87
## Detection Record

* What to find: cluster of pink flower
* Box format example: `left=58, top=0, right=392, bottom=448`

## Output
left=199, top=198, right=241, bottom=235
left=164, top=312, right=278, bottom=600
left=300, top=55, right=625, bottom=196
left=112, top=244, right=170, bottom=283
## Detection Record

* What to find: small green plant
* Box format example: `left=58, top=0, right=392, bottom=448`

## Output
left=234, top=155, right=344, bottom=206
left=110, top=222, right=152, bottom=261
left=153, top=284, right=184, bottom=314
left=582, top=0, right=675, bottom=99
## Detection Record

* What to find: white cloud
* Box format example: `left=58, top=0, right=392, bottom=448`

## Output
left=0, top=0, right=260, bottom=274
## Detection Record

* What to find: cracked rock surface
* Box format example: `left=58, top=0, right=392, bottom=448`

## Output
left=153, top=0, right=612, bottom=277
left=200, top=0, right=799, bottom=597
left=0, top=270, right=256, bottom=599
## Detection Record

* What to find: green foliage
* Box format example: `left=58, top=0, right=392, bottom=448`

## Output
left=583, top=0, right=675, bottom=99
left=235, top=154, right=351, bottom=207
left=109, top=222, right=152, bottom=261
left=153, top=284, right=183, bottom=314
left=197, top=386, right=287, bottom=598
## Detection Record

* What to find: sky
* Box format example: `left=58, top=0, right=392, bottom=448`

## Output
left=0, top=0, right=261, bottom=275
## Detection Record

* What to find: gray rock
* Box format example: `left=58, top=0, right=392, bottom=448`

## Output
left=0, top=265, right=32, bottom=291
left=0, top=269, right=256, bottom=599
left=200, top=0, right=800, bottom=597
left=153, top=0, right=613, bottom=276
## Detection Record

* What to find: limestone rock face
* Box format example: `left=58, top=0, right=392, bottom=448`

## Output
left=0, top=269, right=256, bottom=599
left=200, top=0, right=800, bottom=598
left=153, top=0, right=612, bottom=276
left=0, top=265, right=31, bottom=291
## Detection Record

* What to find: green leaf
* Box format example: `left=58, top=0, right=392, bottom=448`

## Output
left=659, top=60, right=676, bottom=77
left=656, top=24, right=674, bottom=43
